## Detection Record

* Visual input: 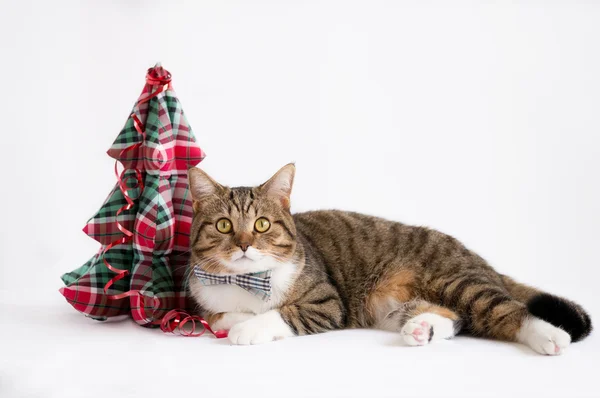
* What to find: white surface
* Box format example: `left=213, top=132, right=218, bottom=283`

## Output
left=1, top=1, right=599, bottom=397
left=1, top=292, right=599, bottom=398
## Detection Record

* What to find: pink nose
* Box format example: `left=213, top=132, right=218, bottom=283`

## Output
left=239, top=244, right=250, bottom=252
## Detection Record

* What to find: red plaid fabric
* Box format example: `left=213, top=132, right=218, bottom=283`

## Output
left=60, top=64, right=205, bottom=325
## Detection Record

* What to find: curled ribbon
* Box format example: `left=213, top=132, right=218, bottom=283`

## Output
left=160, top=310, right=228, bottom=338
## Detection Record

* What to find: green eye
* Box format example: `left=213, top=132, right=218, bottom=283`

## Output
left=254, top=217, right=271, bottom=233
left=216, top=218, right=232, bottom=233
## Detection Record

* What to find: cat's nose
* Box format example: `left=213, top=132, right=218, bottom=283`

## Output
left=235, top=232, right=253, bottom=252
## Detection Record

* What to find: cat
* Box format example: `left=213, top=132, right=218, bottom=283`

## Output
left=186, top=164, right=591, bottom=354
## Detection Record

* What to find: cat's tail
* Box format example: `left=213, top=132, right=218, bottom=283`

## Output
left=500, top=275, right=592, bottom=342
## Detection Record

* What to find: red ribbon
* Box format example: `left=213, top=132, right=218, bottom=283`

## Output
left=160, top=310, right=228, bottom=338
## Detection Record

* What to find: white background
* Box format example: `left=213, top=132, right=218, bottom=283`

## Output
left=1, top=1, right=599, bottom=397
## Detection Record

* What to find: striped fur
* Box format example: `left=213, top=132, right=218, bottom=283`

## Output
left=187, top=164, right=592, bottom=349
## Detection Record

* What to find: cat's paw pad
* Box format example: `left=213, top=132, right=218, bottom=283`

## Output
left=518, top=317, right=571, bottom=355
left=400, top=312, right=457, bottom=346
left=401, top=320, right=433, bottom=346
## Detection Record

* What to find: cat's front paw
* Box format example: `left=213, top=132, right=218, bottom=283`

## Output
left=228, top=310, right=294, bottom=345
left=228, top=321, right=277, bottom=345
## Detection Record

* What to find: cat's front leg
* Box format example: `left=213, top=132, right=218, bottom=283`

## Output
left=206, top=312, right=255, bottom=331
left=228, top=299, right=345, bottom=345
left=228, top=310, right=295, bottom=345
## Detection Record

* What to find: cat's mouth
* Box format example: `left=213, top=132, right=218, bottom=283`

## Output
left=231, top=249, right=261, bottom=262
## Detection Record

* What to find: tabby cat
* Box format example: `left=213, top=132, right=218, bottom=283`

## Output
left=187, top=164, right=591, bottom=354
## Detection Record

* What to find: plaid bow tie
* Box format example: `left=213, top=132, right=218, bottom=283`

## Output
left=193, top=266, right=273, bottom=301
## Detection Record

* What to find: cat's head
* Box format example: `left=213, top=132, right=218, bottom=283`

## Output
left=188, top=164, right=297, bottom=274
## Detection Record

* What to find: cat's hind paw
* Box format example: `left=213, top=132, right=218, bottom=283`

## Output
left=401, top=320, right=433, bottom=346
left=517, top=317, right=571, bottom=355
left=400, top=312, right=457, bottom=347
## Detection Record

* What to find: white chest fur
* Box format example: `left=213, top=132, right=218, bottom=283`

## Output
left=189, top=261, right=298, bottom=315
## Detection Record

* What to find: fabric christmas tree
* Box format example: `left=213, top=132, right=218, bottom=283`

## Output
left=60, top=64, right=205, bottom=326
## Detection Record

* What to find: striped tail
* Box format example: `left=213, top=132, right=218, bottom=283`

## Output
left=501, top=275, right=592, bottom=342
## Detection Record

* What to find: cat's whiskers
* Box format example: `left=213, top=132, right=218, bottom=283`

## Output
left=173, top=248, right=192, bottom=258
left=183, top=255, right=224, bottom=287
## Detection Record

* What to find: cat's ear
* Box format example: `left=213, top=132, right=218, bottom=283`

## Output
left=260, top=163, right=295, bottom=210
left=188, top=167, right=224, bottom=203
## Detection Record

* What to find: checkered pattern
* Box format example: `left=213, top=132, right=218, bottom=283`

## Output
left=60, top=247, right=133, bottom=320
left=60, top=64, right=205, bottom=325
left=82, top=177, right=139, bottom=245
left=193, top=267, right=273, bottom=301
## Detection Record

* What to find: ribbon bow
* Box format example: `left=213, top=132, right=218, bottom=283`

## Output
left=193, top=267, right=272, bottom=301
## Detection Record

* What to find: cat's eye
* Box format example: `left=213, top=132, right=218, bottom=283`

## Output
left=216, top=218, right=232, bottom=234
left=254, top=217, right=271, bottom=233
